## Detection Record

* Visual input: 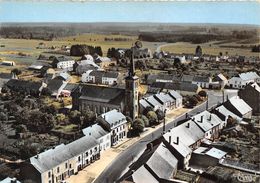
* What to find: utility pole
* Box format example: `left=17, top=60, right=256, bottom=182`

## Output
left=163, top=109, right=166, bottom=134
left=206, top=93, right=209, bottom=110
left=222, top=90, right=225, bottom=103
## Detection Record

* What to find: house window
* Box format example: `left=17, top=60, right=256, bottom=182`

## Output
left=86, top=152, right=88, bottom=157
left=65, top=163, right=68, bottom=169
left=48, top=171, right=51, bottom=178
left=69, top=164, right=72, bottom=169
left=57, top=167, right=60, bottom=173
left=49, top=180, right=52, bottom=183
left=90, top=149, right=92, bottom=155
left=78, top=156, right=81, bottom=162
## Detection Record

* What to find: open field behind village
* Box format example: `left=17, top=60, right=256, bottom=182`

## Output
left=161, top=40, right=260, bottom=57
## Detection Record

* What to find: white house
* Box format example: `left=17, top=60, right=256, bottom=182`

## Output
left=192, top=76, right=212, bottom=89
left=82, top=124, right=111, bottom=153
left=227, top=71, right=260, bottom=89
left=100, top=109, right=128, bottom=146
left=81, top=70, right=119, bottom=85
left=81, top=70, right=95, bottom=83
left=21, top=136, right=100, bottom=183
left=192, top=110, right=223, bottom=140
left=168, top=90, right=183, bottom=108
left=52, top=56, right=75, bottom=71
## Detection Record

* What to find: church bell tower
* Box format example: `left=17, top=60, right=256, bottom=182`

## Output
left=125, top=41, right=141, bottom=120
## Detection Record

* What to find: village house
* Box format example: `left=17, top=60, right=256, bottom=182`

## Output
left=192, top=110, right=223, bottom=140
left=5, top=79, right=46, bottom=96
left=0, top=177, right=21, bottom=183
left=71, top=85, right=125, bottom=114
left=120, top=139, right=178, bottom=183
left=28, top=61, right=51, bottom=71
left=52, top=56, right=75, bottom=71
left=162, top=119, right=205, bottom=169
left=148, top=82, right=201, bottom=96
left=99, top=109, right=128, bottom=146
left=20, top=136, right=100, bottom=183
left=214, top=105, right=242, bottom=124
left=238, top=82, right=260, bottom=115
left=95, top=56, right=116, bottom=69
left=212, top=73, right=228, bottom=89
left=1, top=61, right=16, bottom=66
left=45, top=77, right=68, bottom=98
left=139, top=90, right=182, bottom=113
left=222, top=96, right=252, bottom=119
left=190, top=147, right=227, bottom=168
left=81, top=70, right=119, bottom=86
left=147, top=74, right=180, bottom=85
left=192, top=76, right=212, bottom=89
left=227, top=71, right=260, bottom=89
left=82, top=124, right=111, bottom=152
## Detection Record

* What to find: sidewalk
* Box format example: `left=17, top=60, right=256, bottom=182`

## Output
left=66, top=107, right=190, bottom=183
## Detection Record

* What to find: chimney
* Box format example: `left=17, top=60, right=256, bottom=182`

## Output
left=208, top=114, right=212, bottom=121
left=186, top=123, right=190, bottom=128
left=174, top=136, right=179, bottom=145
left=148, top=143, right=153, bottom=151
left=168, top=136, right=172, bottom=144
left=200, top=115, right=203, bottom=123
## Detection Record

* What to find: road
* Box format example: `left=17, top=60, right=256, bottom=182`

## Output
left=93, top=90, right=238, bottom=183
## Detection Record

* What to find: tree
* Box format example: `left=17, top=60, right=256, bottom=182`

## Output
left=56, top=113, right=68, bottom=124
left=0, top=112, right=8, bottom=121
left=146, top=111, right=158, bottom=125
left=27, top=110, right=55, bottom=133
left=198, top=90, right=207, bottom=97
left=11, top=68, right=22, bottom=76
left=132, top=118, right=145, bottom=133
left=143, top=106, right=153, bottom=116
left=188, top=96, right=199, bottom=106
left=69, top=110, right=81, bottom=124
left=82, top=110, right=96, bottom=127
left=195, top=45, right=202, bottom=57
left=174, top=58, right=181, bottom=67
left=141, top=115, right=150, bottom=127
left=156, top=109, right=165, bottom=121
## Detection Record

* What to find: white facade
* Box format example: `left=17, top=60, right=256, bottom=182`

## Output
left=102, top=77, right=117, bottom=85
left=81, top=70, right=95, bottom=83
left=227, top=77, right=252, bottom=89
left=101, top=110, right=128, bottom=146
left=57, top=60, right=75, bottom=70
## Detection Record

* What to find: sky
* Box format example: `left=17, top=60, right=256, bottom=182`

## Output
left=0, top=1, right=260, bottom=25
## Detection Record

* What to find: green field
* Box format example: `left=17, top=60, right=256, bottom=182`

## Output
left=161, top=41, right=259, bottom=57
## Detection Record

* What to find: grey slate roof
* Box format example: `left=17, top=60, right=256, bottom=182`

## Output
left=30, top=135, right=98, bottom=173
left=169, top=90, right=182, bottom=100
left=146, top=143, right=178, bottom=180
left=193, top=76, right=210, bottom=83
left=192, top=110, right=222, bottom=132
left=82, top=124, right=109, bottom=139
left=181, top=74, right=194, bottom=82
left=101, top=109, right=127, bottom=129
left=77, top=85, right=125, bottom=104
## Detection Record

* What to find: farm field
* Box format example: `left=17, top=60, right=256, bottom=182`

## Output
left=0, top=33, right=162, bottom=67
left=161, top=40, right=260, bottom=57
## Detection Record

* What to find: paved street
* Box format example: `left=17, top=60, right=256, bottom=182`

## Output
left=93, top=90, right=238, bottom=183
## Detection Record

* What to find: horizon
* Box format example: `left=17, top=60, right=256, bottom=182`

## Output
left=0, top=1, right=260, bottom=25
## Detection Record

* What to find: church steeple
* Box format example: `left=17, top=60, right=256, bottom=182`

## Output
left=125, top=41, right=141, bottom=120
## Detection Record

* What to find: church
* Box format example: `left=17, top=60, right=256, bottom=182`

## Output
left=72, top=41, right=141, bottom=120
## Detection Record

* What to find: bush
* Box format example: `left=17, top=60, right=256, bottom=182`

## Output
left=146, top=111, right=158, bottom=125
left=198, top=90, right=207, bottom=97
left=132, top=118, right=145, bottom=133
left=141, top=115, right=150, bottom=127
